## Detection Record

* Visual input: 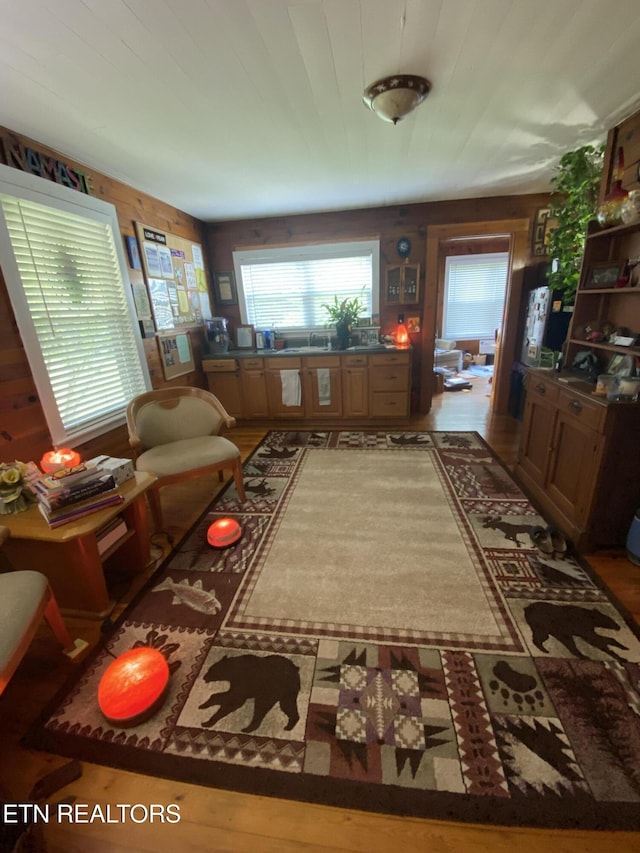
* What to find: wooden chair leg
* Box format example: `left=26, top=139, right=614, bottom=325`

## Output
left=232, top=457, right=246, bottom=502
left=44, top=590, right=74, bottom=652
left=147, top=486, right=164, bottom=532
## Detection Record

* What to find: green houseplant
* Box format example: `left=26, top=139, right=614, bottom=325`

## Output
left=545, top=144, right=604, bottom=302
left=321, top=294, right=366, bottom=349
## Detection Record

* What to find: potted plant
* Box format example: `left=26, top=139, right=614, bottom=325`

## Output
left=321, top=294, right=366, bottom=349
left=545, top=144, right=604, bottom=303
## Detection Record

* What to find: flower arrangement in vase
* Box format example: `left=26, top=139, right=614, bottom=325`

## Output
left=321, top=295, right=366, bottom=350
left=0, top=461, right=36, bottom=515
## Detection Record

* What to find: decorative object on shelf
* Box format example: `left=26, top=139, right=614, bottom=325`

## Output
left=0, top=461, right=36, bottom=515
left=597, top=147, right=629, bottom=228
left=363, top=75, right=431, bottom=125
left=39, top=448, right=81, bottom=474
left=98, top=647, right=170, bottom=727
left=207, top=517, right=242, bottom=548
left=583, top=261, right=627, bottom=290
left=621, top=190, right=640, bottom=225
left=396, top=236, right=411, bottom=258
left=235, top=324, right=255, bottom=350
left=545, top=144, right=604, bottom=301
left=321, top=294, right=366, bottom=350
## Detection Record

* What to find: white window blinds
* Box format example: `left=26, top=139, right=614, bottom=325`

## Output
left=442, top=252, right=509, bottom=340
left=0, top=169, right=150, bottom=446
left=234, top=241, right=379, bottom=330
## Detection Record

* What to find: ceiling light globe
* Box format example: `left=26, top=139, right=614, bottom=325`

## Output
left=363, top=75, right=431, bottom=125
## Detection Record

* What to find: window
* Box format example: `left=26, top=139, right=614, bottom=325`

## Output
left=442, top=252, right=509, bottom=340
left=233, top=240, right=380, bottom=331
left=0, top=164, right=150, bottom=446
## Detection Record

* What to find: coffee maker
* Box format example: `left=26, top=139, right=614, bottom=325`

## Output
left=204, top=317, right=230, bottom=354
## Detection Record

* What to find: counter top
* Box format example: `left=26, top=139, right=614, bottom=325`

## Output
left=203, top=345, right=406, bottom=360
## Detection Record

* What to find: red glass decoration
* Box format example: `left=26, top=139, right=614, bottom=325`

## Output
left=40, top=448, right=81, bottom=473
left=207, top=517, right=242, bottom=548
left=98, top=647, right=170, bottom=727
left=395, top=313, right=409, bottom=348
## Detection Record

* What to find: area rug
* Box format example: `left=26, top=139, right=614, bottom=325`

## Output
left=27, top=431, right=640, bottom=829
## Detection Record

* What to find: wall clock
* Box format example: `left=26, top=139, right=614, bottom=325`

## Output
left=396, top=237, right=411, bottom=259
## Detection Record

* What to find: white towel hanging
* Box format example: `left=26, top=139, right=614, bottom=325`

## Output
left=316, top=368, right=331, bottom=406
left=280, top=370, right=301, bottom=406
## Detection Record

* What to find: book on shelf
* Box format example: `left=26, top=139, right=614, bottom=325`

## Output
left=35, top=473, right=117, bottom=511
left=36, top=461, right=100, bottom=494
left=38, top=492, right=124, bottom=528
left=96, top=515, right=128, bottom=556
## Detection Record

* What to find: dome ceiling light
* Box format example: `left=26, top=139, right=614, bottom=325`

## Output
left=363, top=74, right=431, bottom=125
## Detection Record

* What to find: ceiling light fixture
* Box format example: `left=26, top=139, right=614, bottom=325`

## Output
left=363, top=74, right=431, bottom=125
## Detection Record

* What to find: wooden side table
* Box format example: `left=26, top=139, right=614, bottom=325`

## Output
left=2, top=472, right=156, bottom=619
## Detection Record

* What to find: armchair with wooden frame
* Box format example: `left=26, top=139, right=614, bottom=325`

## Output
left=126, top=386, right=246, bottom=531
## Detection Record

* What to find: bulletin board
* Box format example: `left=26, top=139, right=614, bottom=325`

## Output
left=134, top=222, right=212, bottom=331
left=157, top=331, right=195, bottom=380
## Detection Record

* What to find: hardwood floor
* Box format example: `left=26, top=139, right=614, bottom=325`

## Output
left=1, top=378, right=639, bottom=852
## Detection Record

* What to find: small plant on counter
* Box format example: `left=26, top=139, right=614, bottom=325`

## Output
left=321, top=294, right=367, bottom=349
left=321, top=294, right=366, bottom=328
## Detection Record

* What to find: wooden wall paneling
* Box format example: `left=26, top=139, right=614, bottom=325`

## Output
left=206, top=199, right=548, bottom=416
left=0, top=125, right=214, bottom=467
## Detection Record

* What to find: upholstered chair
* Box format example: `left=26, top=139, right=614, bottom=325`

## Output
left=126, top=386, right=246, bottom=531
left=0, top=526, right=75, bottom=695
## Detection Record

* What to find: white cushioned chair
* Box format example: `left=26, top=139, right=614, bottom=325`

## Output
left=126, top=386, right=246, bottom=531
left=0, top=527, right=75, bottom=696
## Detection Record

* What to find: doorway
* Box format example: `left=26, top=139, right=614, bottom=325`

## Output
left=419, top=218, right=530, bottom=415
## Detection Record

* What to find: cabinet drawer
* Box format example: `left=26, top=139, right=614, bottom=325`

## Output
left=303, top=355, right=340, bottom=368
left=265, top=356, right=302, bottom=369
left=241, top=358, right=264, bottom=371
left=370, top=352, right=410, bottom=367
left=370, top=368, right=409, bottom=392
left=203, top=359, right=238, bottom=373
left=343, top=354, right=368, bottom=366
left=558, top=389, right=604, bottom=431
left=526, top=374, right=559, bottom=405
left=370, top=392, right=408, bottom=416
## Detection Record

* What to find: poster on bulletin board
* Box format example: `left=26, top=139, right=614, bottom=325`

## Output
left=134, top=222, right=212, bottom=330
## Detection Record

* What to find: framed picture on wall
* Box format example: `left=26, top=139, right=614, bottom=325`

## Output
left=213, top=271, right=238, bottom=305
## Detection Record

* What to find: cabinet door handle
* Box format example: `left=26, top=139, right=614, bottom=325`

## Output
left=568, top=400, right=582, bottom=414
left=535, top=383, right=546, bottom=394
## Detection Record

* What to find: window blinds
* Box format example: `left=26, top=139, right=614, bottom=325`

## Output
left=0, top=192, right=149, bottom=445
left=234, top=241, right=378, bottom=330
left=442, top=252, right=509, bottom=340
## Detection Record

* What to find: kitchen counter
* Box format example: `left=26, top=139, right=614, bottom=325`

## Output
left=202, top=344, right=403, bottom=360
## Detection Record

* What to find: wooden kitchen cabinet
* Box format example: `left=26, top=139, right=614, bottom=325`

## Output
left=302, top=355, right=342, bottom=418
left=384, top=264, right=420, bottom=304
left=342, top=354, right=369, bottom=417
left=515, top=369, right=640, bottom=551
left=369, top=351, right=411, bottom=417
left=240, top=358, right=269, bottom=418
left=265, top=356, right=305, bottom=418
left=202, top=358, right=242, bottom=418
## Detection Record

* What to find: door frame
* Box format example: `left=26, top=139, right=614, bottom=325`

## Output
left=419, top=218, right=530, bottom=415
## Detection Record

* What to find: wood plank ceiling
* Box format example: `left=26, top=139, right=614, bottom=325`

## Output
left=1, top=0, right=639, bottom=221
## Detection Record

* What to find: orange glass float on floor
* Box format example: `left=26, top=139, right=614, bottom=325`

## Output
left=207, top=517, right=242, bottom=548
left=98, top=647, right=170, bottom=727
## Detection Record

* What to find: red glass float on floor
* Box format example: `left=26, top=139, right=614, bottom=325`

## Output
left=207, top=517, right=242, bottom=548
left=98, top=647, right=170, bottom=727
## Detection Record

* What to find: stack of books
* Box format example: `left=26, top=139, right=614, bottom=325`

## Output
left=33, top=462, right=124, bottom=527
